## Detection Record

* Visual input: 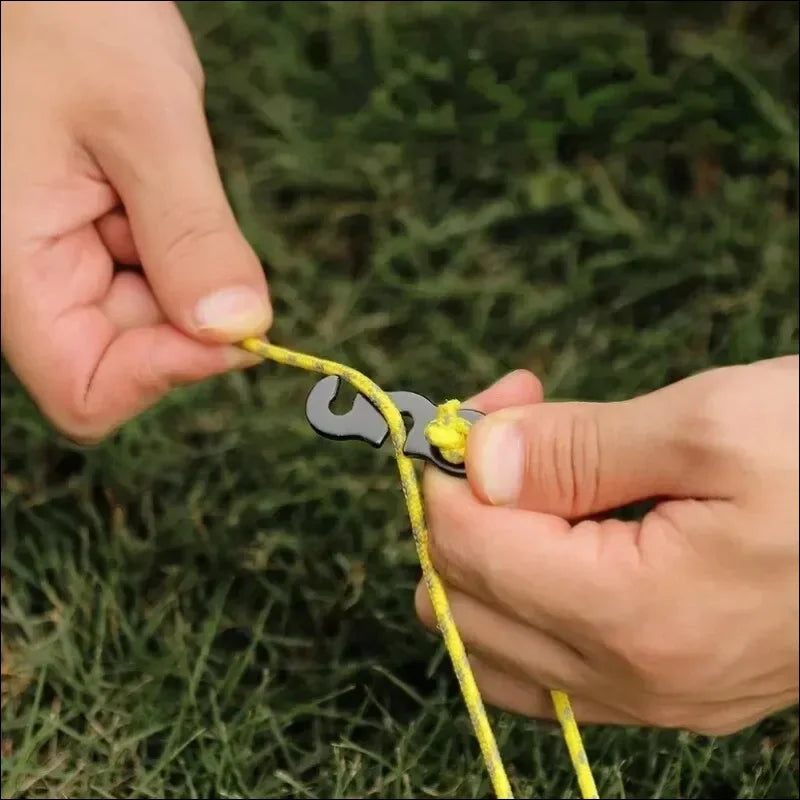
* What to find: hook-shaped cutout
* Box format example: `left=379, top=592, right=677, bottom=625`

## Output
left=305, top=375, right=389, bottom=447
left=304, top=375, right=485, bottom=477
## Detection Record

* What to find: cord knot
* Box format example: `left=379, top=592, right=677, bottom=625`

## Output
left=424, top=399, right=472, bottom=465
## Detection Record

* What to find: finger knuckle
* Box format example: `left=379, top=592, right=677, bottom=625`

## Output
left=50, top=386, right=111, bottom=445
left=533, top=409, right=600, bottom=517
left=56, top=420, right=107, bottom=448
left=685, top=389, right=730, bottom=451
left=83, top=65, right=206, bottom=174
left=158, top=206, right=233, bottom=266
left=691, top=718, right=742, bottom=737
left=639, top=707, right=743, bottom=737
left=90, top=73, right=190, bottom=137
left=49, top=331, right=163, bottom=443
left=637, top=699, right=692, bottom=730
left=678, top=367, right=753, bottom=460
left=569, top=412, right=602, bottom=514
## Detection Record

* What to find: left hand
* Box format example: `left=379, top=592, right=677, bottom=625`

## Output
left=1, top=1, right=271, bottom=444
left=415, top=358, right=799, bottom=736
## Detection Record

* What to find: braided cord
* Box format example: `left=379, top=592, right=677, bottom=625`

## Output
left=238, top=338, right=598, bottom=799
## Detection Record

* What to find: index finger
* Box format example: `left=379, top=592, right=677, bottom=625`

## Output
left=462, top=368, right=544, bottom=414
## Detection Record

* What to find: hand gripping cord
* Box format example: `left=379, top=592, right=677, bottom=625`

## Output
left=239, top=338, right=599, bottom=800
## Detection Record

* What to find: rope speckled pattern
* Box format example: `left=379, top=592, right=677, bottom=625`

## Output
left=238, top=337, right=598, bottom=800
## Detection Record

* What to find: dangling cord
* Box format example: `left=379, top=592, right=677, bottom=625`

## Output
left=238, top=338, right=599, bottom=800
left=426, top=401, right=599, bottom=800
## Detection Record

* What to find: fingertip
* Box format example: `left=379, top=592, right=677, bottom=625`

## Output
left=413, top=579, right=436, bottom=631
left=465, top=409, right=528, bottom=507
left=464, top=368, right=544, bottom=413
left=505, top=368, right=545, bottom=404
left=192, top=283, right=273, bottom=343
left=466, top=655, right=555, bottom=719
left=223, top=344, right=265, bottom=370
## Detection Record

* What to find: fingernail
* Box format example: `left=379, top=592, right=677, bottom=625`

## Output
left=194, top=286, right=271, bottom=338
left=473, top=418, right=525, bottom=506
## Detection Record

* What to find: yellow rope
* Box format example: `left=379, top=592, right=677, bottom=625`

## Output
left=238, top=337, right=599, bottom=800
left=425, top=398, right=472, bottom=464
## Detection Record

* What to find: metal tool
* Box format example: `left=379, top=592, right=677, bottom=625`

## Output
left=304, top=375, right=483, bottom=477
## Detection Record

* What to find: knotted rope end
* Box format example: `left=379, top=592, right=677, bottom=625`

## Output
left=424, top=399, right=472, bottom=465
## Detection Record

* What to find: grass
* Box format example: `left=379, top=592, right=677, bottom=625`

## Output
left=2, top=1, right=799, bottom=797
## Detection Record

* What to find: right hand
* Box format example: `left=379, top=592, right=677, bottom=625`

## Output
left=418, top=356, right=799, bottom=736
left=1, top=1, right=272, bottom=443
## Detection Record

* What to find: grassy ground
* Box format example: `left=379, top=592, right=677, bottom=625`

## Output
left=2, top=1, right=799, bottom=797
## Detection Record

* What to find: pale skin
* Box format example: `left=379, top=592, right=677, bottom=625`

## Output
left=1, top=1, right=272, bottom=444
left=2, top=1, right=798, bottom=738
left=417, top=359, right=799, bottom=736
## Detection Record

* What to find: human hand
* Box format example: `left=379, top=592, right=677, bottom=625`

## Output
left=1, top=1, right=271, bottom=443
left=416, top=356, right=799, bottom=735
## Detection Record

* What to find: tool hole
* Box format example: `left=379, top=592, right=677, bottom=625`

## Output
left=428, top=444, right=465, bottom=476
left=329, top=381, right=359, bottom=415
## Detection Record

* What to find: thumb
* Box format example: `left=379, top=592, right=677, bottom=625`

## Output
left=89, top=80, right=272, bottom=344
left=464, top=382, right=731, bottom=518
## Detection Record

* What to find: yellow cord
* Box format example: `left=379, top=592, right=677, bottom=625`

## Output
left=238, top=337, right=599, bottom=800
